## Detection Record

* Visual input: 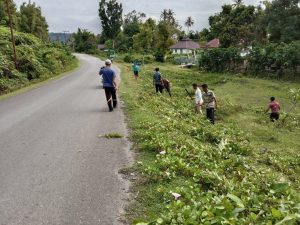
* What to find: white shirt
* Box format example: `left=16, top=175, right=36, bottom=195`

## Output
left=195, top=87, right=203, bottom=105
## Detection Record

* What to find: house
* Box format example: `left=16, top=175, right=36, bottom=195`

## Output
left=97, top=44, right=106, bottom=51
left=170, top=38, right=200, bottom=55
left=203, top=38, right=220, bottom=49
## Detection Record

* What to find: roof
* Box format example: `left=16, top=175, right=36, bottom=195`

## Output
left=170, top=39, right=200, bottom=50
left=204, top=38, right=220, bottom=48
left=97, top=44, right=105, bottom=50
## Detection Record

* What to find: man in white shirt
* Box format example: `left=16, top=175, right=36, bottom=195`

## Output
left=193, top=83, right=203, bottom=114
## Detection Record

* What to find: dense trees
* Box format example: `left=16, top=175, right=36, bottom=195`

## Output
left=73, top=28, right=97, bottom=53
left=263, top=0, right=300, bottom=43
left=0, top=0, right=18, bottom=28
left=18, top=2, right=48, bottom=40
left=98, top=0, right=123, bottom=48
left=207, top=4, right=259, bottom=47
left=0, top=0, right=48, bottom=40
left=202, top=0, right=300, bottom=46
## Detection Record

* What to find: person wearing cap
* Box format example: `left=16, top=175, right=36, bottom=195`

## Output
left=99, top=59, right=118, bottom=112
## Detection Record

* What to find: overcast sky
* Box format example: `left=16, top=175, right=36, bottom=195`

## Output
left=14, top=0, right=261, bottom=34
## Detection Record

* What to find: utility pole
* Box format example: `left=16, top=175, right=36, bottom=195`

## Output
left=62, top=30, right=69, bottom=44
left=5, top=0, right=17, bottom=69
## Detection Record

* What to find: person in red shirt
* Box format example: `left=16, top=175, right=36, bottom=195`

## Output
left=265, top=97, right=281, bottom=122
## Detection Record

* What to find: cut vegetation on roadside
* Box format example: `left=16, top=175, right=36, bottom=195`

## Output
left=116, top=60, right=300, bottom=224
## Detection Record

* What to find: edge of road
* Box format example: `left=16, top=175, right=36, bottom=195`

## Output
left=0, top=57, right=81, bottom=102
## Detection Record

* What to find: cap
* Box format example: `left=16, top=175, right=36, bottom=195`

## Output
left=105, top=59, right=112, bottom=65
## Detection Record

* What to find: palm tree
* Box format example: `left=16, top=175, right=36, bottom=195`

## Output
left=185, top=16, right=194, bottom=34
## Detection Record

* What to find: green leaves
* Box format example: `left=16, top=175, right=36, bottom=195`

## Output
left=121, top=65, right=300, bottom=224
left=227, top=193, right=245, bottom=209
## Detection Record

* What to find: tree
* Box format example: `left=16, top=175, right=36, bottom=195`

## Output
left=262, top=0, right=300, bottom=43
left=154, top=21, right=175, bottom=62
left=123, top=10, right=146, bottom=50
left=133, top=18, right=157, bottom=53
left=0, top=0, right=18, bottom=28
left=208, top=3, right=259, bottom=47
left=73, top=28, right=97, bottom=53
left=18, top=2, right=48, bottom=40
left=124, top=10, right=145, bottom=24
left=98, top=0, right=123, bottom=49
left=185, top=16, right=194, bottom=34
left=160, top=9, right=179, bottom=29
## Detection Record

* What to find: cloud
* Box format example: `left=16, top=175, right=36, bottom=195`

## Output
left=14, top=0, right=261, bottom=34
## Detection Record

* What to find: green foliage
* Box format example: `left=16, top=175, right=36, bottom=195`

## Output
left=0, top=26, right=77, bottom=95
left=0, top=0, right=18, bottom=28
left=208, top=3, right=259, bottom=47
left=119, top=62, right=300, bottom=224
left=73, top=28, right=97, bottom=53
left=133, top=18, right=157, bottom=53
left=198, top=42, right=300, bottom=77
left=248, top=42, right=300, bottom=76
left=263, top=0, right=300, bottom=43
left=98, top=0, right=123, bottom=48
left=154, top=22, right=175, bottom=62
left=18, top=1, right=48, bottom=41
left=198, top=48, right=243, bottom=72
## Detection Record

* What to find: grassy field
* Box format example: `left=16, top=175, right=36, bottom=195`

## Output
left=116, top=60, right=300, bottom=224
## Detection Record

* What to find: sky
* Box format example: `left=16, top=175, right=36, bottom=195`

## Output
left=14, top=0, right=261, bottom=34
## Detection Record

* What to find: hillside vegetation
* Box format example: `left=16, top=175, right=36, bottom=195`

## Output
left=0, top=26, right=77, bottom=95
left=117, top=60, right=300, bottom=224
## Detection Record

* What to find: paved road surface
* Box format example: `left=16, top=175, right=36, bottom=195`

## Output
left=0, top=54, right=132, bottom=225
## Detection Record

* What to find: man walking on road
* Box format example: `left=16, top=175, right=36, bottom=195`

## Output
left=99, top=59, right=118, bottom=112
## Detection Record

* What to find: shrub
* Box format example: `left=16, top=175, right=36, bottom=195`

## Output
left=198, top=48, right=242, bottom=73
left=123, top=54, right=133, bottom=63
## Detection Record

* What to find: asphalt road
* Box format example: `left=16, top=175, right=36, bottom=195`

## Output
left=0, top=54, right=132, bottom=225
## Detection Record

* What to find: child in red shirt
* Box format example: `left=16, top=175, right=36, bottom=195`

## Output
left=265, top=97, right=280, bottom=122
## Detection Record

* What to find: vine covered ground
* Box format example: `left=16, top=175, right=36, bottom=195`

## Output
left=117, top=61, right=300, bottom=225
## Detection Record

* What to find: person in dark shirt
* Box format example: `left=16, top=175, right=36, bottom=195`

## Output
left=153, top=68, right=163, bottom=93
left=99, top=59, right=118, bottom=112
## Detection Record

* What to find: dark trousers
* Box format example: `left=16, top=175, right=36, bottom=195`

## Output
left=104, top=87, right=117, bottom=111
left=206, top=108, right=215, bottom=124
left=155, top=84, right=163, bottom=93
left=270, top=112, right=279, bottom=122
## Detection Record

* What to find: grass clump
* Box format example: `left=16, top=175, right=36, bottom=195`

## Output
left=99, top=133, right=124, bottom=139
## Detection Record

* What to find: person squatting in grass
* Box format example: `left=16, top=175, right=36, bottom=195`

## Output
left=162, top=78, right=172, bottom=97
left=153, top=67, right=163, bottom=93
left=132, top=62, right=140, bottom=80
left=99, top=59, right=118, bottom=112
left=265, top=96, right=280, bottom=122
left=202, top=84, right=217, bottom=124
left=193, top=83, right=203, bottom=114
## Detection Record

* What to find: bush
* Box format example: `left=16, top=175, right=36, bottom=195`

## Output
left=198, top=42, right=300, bottom=79
left=123, top=54, right=133, bottom=63
left=0, top=26, right=77, bottom=95
left=198, top=48, right=242, bottom=73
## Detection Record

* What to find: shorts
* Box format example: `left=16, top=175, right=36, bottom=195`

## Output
left=134, top=71, right=139, bottom=76
left=270, top=112, right=279, bottom=121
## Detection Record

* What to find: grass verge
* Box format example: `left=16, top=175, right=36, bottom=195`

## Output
left=118, top=61, right=300, bottom=224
